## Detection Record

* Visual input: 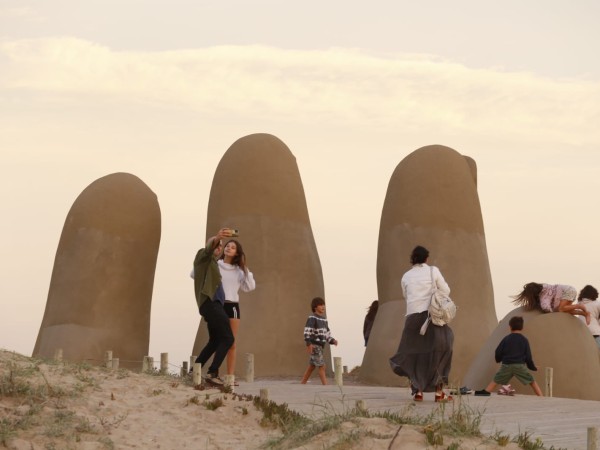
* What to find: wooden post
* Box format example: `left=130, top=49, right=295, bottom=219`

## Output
left=545, top=367, right=553, bottom=397
left=343, top=365, right=348, bottom=375
left=53, top=348, right=63, bottom=362
left=588, top=427, right=598, bottom=450
left=142, top=356, right=154, bottom=373
left=260, top=388, right=269, bottom=401
left=192, top=363, right=202, bottom=386
left=224, top=374, right=235, bottom=391
left=112, top=358, right=119, bottom=370
left=245, top=353, right=254, bottom=383
left=104, top=351, right=113, bottom=369
left=334, top=357, right=343, bottom=386
left=181, top=361, right=189, bottom=377
left=356, top=400, right=366, bottom=411
left=160, top=353, right=168, bottom=374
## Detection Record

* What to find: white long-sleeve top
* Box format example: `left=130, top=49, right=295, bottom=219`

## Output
left=579, top=299, right=600, bottom=335
left=401, top=263, right=450, bottom=316
left=218, top=260, right=256, bottom=302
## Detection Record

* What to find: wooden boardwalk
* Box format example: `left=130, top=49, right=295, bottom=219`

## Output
left=235, top=379, right=600, bottom=449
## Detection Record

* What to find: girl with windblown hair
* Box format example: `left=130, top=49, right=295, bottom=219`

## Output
left=512, top=282, right=590, bottom=324
left=218, top=239, right=256, bottom=379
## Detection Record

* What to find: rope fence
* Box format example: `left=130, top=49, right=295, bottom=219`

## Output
left=51, top=348, right=347, bottom=386
left=53, top=348, right=354, bottom=399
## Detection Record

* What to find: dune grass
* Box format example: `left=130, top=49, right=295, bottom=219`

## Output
left=252, top=389, right=566, bottom=450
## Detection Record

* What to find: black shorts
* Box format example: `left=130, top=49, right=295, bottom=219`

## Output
left=223, top=301, right=241, bottom=319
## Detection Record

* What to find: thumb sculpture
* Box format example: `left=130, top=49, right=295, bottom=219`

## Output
left=361, top=145, right=496, bottom=385
left=192, top=133, right=329, bottom=377
left=464, top=307, right=600, bottom=400
left=33, top=173, right=161, bottom=369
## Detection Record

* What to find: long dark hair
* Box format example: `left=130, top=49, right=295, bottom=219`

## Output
left=365, top=300, right=379, bottom=321
left=219, top=239, right=247, bottom=272
left=512, top=282, right=543, bottom=311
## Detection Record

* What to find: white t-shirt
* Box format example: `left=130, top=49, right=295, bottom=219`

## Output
left=579, top=299, right=600, bottom=336
left=218, top=260, right=256, bottom=302
left=401, top=263, right=450, bottom=316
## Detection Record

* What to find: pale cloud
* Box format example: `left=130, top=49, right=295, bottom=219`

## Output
left=0, top=6, right=44, bottom=22
left=1, top=37, right=600, bottom=148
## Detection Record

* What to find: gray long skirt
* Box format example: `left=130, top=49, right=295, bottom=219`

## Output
left=389, top=310, right=454, bottom=393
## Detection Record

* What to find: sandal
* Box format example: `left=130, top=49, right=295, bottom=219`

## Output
left=498, top=385, right=515, bottom=396
left=435, top=392, right=453, bottom=403
left=413, top=392, right=423, bottom=402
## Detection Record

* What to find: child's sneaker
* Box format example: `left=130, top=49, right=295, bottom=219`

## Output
left=450, top=386, right=473, bottom=395
left=498, top=384, right=515, bottom=396
left=474, top=389, right=491, bottom=396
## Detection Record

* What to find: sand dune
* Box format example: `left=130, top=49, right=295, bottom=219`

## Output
left=0, top=350, right=522, bottom=449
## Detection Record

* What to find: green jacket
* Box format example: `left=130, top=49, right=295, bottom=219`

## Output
left=193, top=238, right=222, bottom=311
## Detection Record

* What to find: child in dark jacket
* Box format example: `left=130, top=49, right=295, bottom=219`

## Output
left=301, top=297, right=338, bottom=385
left=475, top=316, right=543, bottom=396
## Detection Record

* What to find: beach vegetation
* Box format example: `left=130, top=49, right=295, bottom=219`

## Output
left=513, top=429, right=567, bottom=450
left=204, top=397, right=225, bottom=410
left=492, top=430, right=512, bottom=446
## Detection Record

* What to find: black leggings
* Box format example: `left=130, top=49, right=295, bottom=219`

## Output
left=195, top=299, right=234, bottom=375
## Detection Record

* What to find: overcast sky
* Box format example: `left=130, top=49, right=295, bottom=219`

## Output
left=2, top=1, right=600, bottom=370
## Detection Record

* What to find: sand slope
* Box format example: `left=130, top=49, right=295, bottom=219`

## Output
left=0, top=350, right=521, bottom=449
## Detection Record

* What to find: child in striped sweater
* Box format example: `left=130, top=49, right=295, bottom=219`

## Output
left=301, top=297, right=338, bottom=385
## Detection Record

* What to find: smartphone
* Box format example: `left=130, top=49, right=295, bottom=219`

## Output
left=230, top=229, right=239, bottom=237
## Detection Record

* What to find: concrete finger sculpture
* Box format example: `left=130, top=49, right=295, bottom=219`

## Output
left=361, top=145, right=496, bottom=385
left=192, top=133, right=329, bottom=377
left=464, top=306, right=600, bottom=400
left=33, top=173, right=161, bottom=369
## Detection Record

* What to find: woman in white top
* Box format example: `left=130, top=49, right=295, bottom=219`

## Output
left=389, top=245, right=454, bottom=402
left=578, top=285, right=600, bottom=349
left=218, top=239, right=256, bottom=377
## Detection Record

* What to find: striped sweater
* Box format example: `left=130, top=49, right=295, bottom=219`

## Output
left=303, top=314, right=336, bottom=347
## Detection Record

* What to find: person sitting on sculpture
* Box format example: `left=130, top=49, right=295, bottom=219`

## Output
left=191, top=228, right=235, bottom=386
left=512, top=282, right=591, bottom=324
left=577, top=285, right=600, bottom=349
